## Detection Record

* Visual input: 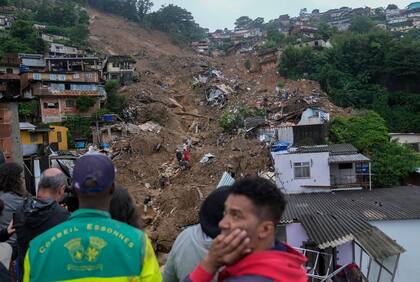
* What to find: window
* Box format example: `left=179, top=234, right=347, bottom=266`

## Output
left=6, top=68, right=13, bottom=74
left=43, top=102, right=58, bottom=109
left=73, top=73, right=80, bottom=79
left=50, top=74, right=57, bottom=81
left=65, top=99, right=75, bottom=108
left=339, top=163, right=353, bottom=170
left=33, top=73, right=41, bottom=80
left=65, top=83, right=71, bottom=90
left=57, top=132, right=62, bottom=143
left=30, top=133, right=37, bottom=143
left=58, top=75, right=66, bottom=81
left=294, top=162, right=310, bottom=179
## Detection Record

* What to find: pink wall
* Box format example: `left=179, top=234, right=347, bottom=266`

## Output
left=286, top=223, right=309, bottom=248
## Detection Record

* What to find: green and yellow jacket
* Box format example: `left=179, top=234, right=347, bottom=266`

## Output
left=24, top=209, right=162, bottom=282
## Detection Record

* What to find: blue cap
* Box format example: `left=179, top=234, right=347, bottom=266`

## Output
left=72, top=154, right=115, bottom=193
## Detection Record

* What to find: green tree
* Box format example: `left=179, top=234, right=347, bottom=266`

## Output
left=252, top=17, right=264, bottom=29
left=76, top=95, right=96, bottom=112
left=316, top=22, right=334, bottom=41
left=234, top=16, right=253, bottom=30
left=278, top=45, right=316, bottom=79
left=371, top=141, right=420, bottom=187
left=136, top=0, right=153, bottom=23
left=18, top=101, right=39, bottom=121
left=148, top=4, right=206, bottom=43
left=349, top=16, right=374, bottom=33
left=329, top=112, right=420, bottom=187
left=329, top=111, right=389, bottom=152
left=104, top=80, right=127, bottom=114
left=265, top=24, right=285, bottom=46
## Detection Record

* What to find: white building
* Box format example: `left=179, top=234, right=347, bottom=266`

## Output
left=272, top=144, right=371, bottom=194
left=390, top=133, right=420, bottom=152
left=281, top=187, right=420, bottom=282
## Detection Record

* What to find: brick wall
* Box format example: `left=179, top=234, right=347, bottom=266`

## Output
left=0, top=103, right=23, bottom=164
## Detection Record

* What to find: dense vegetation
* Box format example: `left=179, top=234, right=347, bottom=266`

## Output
left=329, top=112, right=420, bottom=187
left=0, top=0, right=89, bottom=57
left=279, top=22, right=420, bottom=133
left=87, top=0, right=207, bottom=44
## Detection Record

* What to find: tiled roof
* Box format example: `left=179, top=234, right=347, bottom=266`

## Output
left=281, top=187, right=420, bottom=259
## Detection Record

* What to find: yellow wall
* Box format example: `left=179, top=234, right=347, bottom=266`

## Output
left=49, top=125, right=68, bottom=151
left=20, top=130, right=44, bottom=145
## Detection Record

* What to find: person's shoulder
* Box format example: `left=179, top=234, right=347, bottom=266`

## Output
left=107, top=218, right=145, bottom=236
left=29, top=219, right=69, bottom=246
left=225, top=275, right=273, bottom=282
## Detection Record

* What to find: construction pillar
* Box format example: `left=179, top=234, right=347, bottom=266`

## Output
left=0, top=102, right=23, bottom=166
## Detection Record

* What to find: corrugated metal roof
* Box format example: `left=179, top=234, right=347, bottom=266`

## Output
left=281, top=187, right=420, bottom=259
left=329, top=153, right=370, bottom=163
left=356, top=227, right=405, bottom=260
left=19, top=122, right=36, bottom=130
left=292, top=144, right=358, bottom=155
left=217, top=172, right=235, bottom=188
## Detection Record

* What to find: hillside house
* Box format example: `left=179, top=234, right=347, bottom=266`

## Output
left=29, top=57, right=104, bottom=123
left=295, top=39, right=332, bottom=49
left=390, top=133, right=420, bottom=152
left=257, top=48, right=278, bottom=72
left=0, top=14, right=13, bottom=30
left=41, top=33, right=70, bottom=43
left=272, top=144, right=371, bottom=194
left=290, top=25, right=318, bottom=39
left=0, top=53, right=31, bottom=100
left=49, top=43, right=83, bottom=56
left=19, top=54, right=46, bottom=72
left=279, top=187, right=420, bottom=282
left=103, top=55, right=136, bottom=84
left=191, top=41, right=210, bottom=54
left=19, top=123, right=69, bottom=156
left=297, top=108, right=330, bottom=125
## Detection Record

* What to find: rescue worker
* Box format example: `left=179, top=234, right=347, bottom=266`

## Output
left=24, top=154, right=162, bottom=282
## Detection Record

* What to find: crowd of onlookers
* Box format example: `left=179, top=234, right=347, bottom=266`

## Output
left=0, top=154, right=308, bottom=282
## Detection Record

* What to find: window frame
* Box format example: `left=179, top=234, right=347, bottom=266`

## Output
left=293, top=162, right=311, bottom=179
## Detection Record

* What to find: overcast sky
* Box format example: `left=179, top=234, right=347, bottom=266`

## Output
left=151, top=0, right=414, bottom=31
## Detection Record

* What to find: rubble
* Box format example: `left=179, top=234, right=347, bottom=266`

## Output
left=88, top=11, right=350, bottom=254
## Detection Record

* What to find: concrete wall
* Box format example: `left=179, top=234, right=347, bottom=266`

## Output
left=370, top=220, right=420, bottom=282
left=273, top=151, right=331, bottom=193
left=336, top=241, right=353, bottom=265
left=285, top=223, right=309, bottom=248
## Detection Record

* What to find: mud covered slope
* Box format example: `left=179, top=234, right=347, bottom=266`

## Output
left=87, top=8, right=347, bottom=253
left=88, top=8, right=188, bottom=57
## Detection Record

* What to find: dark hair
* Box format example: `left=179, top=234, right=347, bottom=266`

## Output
left=230, top=176, right=286, bottom=223
left=0, top=163, right=24, bottom=195
left=199, top=185, right=231, bottom=239
left=0, top=199, right=4, bottom=216
left=110, top=186, right=140, bottom=228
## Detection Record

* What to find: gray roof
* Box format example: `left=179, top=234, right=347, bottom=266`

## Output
left=217, top=172, right=235, bottom=188
left=21, top=57, right=46, bottom=68
left=292, top=144, right=358, bottom=155
left=281, top=187, right=420, bottom=259
left=19, top=122, right=36, bottom=130
left=329, top=153, right=370, bottom=163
